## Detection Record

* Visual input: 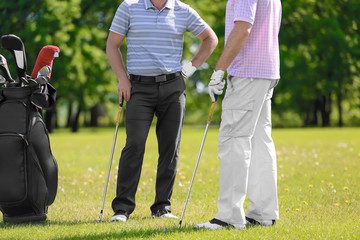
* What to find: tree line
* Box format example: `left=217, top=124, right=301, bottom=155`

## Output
left=1, top=0, right=359, bottom=132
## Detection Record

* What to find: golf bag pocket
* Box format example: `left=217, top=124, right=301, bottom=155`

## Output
left=27, top=145, right=49, bottom=213
left=0, top=100, right=27, bottom=134
left=28, top=114, right=57, bottom=205
left=0, top=133, right=27, bottom=204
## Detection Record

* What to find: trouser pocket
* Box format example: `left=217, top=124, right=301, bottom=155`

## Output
left=219, top=99, right=255, bottom=138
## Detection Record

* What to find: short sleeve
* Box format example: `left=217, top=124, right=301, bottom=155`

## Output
left=186, top=7, right=208, bottom=36
left=109, top=1, right=130, bottom=36
left=234, top=0, right=258, bottom=25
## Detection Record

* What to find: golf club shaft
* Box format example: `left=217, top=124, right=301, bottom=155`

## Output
left=178, top=100, right=217, bottom=229
left=98, top=103, right=123, bottom=222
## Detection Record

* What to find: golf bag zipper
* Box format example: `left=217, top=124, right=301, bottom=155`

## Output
left=0, top=133, right=28, bottom=144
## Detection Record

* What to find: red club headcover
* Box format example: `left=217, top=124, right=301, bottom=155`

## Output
left=31, top=45, right=60, bottom=79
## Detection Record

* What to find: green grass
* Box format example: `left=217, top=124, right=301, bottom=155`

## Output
left=1, top=126, right=359, bottom=239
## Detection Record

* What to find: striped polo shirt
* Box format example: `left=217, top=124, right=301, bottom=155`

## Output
left=109, top=0, right=208, bottom=76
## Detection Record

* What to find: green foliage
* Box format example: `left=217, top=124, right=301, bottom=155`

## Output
left=278, top=0, right=360, bottom=126
left=0, top=126, right=359, bottom=239
left=1, top=0, right=360, bottom=128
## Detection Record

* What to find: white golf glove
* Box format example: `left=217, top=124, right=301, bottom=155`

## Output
left=181, top=61, right=197, bottom=79
left=208, top=70, right=225, bottom=102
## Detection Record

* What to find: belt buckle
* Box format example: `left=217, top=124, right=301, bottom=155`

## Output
left=155, top=75, right=167, bottom=83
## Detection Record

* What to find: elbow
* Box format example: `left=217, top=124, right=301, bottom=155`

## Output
left=213, top=34, right=219, bottom=49
left=209, top=30, right=219, bottom=52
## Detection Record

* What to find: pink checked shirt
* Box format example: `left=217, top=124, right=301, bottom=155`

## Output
left=226, top=0, right=282, bottom=79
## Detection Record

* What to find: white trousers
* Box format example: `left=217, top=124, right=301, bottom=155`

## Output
left=215, top=77, right=279, bottom=227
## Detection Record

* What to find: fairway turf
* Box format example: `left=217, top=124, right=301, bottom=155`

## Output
left=1, top=126, right=359, bottom=239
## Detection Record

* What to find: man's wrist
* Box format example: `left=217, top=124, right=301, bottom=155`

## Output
left=182, top=61, right=197, bottom=78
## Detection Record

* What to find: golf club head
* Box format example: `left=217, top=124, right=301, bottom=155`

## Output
left=37, top=65, right=52, bottom=78
left=1, top=34, right=27, bottom=83
left=0, top=54, right=14, bottom=83
left=97, top=212, right=103, bottom=223
left=31, top=45, right=60, bottom=79
left=27, top=78, right=38, bottom=86
left=35, top=76, right=50, bottom=85
left=0, top=75, right=5, bottom=84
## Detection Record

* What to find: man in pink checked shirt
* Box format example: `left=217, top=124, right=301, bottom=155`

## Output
left=196, top=0, right=282, bottom=230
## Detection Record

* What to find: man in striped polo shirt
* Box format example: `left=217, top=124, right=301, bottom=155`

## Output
left=106, top=0, right=218, bottom=222
left=196, top=0, right=282, bottom=230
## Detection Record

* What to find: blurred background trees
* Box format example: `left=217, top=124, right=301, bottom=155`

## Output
left=1, top=0, right=359, bottom=132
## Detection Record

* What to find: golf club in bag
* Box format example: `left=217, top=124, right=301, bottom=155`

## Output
left=1, top=34, right=27, bottom=86
left=97, top=100, right=124, bottom=223
left=0, top=54, right=15, bottom=86
left=178, top=96, right=218, bottom=229
left=0, top=34, right=58, bottom=224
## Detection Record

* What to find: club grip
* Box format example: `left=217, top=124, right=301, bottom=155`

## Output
left=116, top=100, right=124, bottom=126
left=213, top=94, right=218, bottom=102
left=116, top=106, right=123, bottom=127
left=207, top=101, right=217, bottom=125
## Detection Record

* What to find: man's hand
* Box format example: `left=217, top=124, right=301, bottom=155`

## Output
left=117, top=77, right=132, bottom=103
left=208, top=70, right=225, bottom=102
left=181, top=61, right=197, bottom=79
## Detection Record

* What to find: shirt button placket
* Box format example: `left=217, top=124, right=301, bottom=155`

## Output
left=157, top=12, right=160, bottom=23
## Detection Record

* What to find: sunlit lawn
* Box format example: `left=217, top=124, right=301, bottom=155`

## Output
left=1, top=126, right=359, bottom=239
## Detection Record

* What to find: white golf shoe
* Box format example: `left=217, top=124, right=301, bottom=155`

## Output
left=245, top=217, right=276, bottom=227
left=195, top=218, right=245, bottom=230
left=110, top=211, right=128, bottom=222
left=152, top=209, right=178, bottom=219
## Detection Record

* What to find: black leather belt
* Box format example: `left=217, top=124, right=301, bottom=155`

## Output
left=130, top=72, right=182, bottom=83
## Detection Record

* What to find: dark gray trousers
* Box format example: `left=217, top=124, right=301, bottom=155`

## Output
left=112, top=75, right=186, bottom=215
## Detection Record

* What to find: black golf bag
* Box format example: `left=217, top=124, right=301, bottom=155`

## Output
left=0, top=84, right=58, bottom=224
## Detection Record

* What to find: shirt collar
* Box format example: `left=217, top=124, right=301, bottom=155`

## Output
left=144, top=0, right=175, bottom=10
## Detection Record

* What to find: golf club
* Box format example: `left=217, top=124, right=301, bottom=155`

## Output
left=178, top=95, right=218, bottom=229
left=37, top=65, right=52, bottom=78
left=34, top=76, right=50, bottom=85
left=0, top=54, right=15, bottom=84
left=0, top=75, right=6, bottom=86
left=31, top=45, right=60, bottom=79
left=97, top=100, right=124, bottom=223
left=1, top=34, right=27, bottom=85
